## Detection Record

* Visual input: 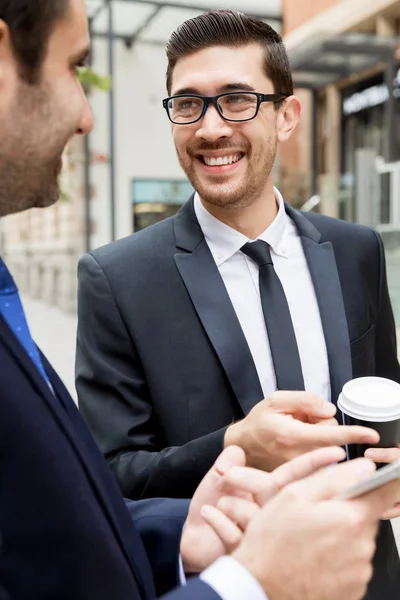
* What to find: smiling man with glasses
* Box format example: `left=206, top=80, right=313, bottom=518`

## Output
left=77, top=11, right=400, bottom=600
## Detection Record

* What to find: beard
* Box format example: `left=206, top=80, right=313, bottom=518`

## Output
left=0, top=154, right=61, bottom=218
left=0, top=81, right=67, bottom=218
left=177, top=137, right=277, bottom=211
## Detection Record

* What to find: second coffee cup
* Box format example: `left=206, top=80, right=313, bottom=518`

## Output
left=337, top=376, right=400, bottom=462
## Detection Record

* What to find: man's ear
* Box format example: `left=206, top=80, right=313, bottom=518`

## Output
left=0, top=20, right=18, bottom=87
left=276, top=95, right=302, bottom=143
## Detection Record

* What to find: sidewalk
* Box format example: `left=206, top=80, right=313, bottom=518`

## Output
left=21, top=294, right=400, bottom=549
left=22, top=294, right=77, bottom=401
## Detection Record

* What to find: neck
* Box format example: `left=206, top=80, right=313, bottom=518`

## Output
left=200, top=182, right=279, bottom=239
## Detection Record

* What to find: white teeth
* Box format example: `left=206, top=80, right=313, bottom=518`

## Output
left=203, top=154, right=242, bottom=166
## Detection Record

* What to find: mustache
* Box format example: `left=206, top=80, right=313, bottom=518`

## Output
left=187, top=141, right=249, bottom=155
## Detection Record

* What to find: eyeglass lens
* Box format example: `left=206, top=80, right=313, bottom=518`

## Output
left=168, top=93, right=259, bottom=123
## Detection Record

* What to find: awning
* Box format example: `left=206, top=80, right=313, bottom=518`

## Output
left=289, top=32, right=400, bottom=90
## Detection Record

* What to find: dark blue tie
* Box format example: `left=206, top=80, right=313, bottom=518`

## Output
left=241, top=240, right=305, bottom=391
left=0, top=257, right=51, bottom=387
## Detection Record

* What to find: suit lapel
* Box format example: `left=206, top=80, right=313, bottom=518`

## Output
left=42, top=356, right=155, bottom=599
left=0, top=316, right=155, bottom=600
left=173, top=199, right=263, bottom=415
left=286, top=205, right=352, bottom=404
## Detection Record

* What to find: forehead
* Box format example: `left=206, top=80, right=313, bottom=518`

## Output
left=48, top=0, right=90, bottom=57
left=170, top=43, right=272, bottom=95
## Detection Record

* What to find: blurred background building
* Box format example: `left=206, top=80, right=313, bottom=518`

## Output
left=1, top=0, right=400, bottom=318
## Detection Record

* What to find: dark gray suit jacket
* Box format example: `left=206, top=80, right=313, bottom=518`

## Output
left=76, top=198, right=400, bottom=600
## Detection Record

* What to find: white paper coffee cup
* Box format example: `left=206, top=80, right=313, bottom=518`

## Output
left=338, top=377, right=400, bottom=461
left=338, top=376, right=400, bottom=422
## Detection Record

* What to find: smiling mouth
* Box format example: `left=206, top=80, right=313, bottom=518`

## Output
left=199, top=152, right=245, bottom=166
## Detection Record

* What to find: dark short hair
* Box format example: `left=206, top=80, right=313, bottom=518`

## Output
left=0, top=0, right=68, bottom=83
left=166, top=9, right=293, bottom=97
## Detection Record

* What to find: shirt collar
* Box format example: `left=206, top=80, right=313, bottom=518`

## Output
left=194, top=187, right=290, bottom=267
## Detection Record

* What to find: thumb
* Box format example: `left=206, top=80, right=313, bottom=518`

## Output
left=214, top=446, right=246, bottom=476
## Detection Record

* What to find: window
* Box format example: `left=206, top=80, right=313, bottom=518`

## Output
left=132, top=179, right=194, bottom=232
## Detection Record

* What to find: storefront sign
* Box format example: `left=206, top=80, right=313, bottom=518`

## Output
left=343, top=69, right=400, bottom=116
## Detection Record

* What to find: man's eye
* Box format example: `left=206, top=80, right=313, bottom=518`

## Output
left=227, top=94, right=247, bottom=104
left=178, top=100, right=195, bottom=109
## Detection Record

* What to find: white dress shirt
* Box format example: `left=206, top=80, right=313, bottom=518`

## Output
left=179, top=555, right=267, bottom=600
left=178, top=190, right=331, bottom=600
left=194, top=189, right=331, bottom=402
left=200, top=556, right=267, bottom=600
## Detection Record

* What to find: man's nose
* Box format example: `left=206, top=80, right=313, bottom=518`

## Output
left=195, top=103, right=233, bottom=141
left=76, top=95, right=93, bottom=136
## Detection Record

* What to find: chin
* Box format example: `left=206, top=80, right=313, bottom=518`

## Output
left=34, top=186, right=61, bottom=209
left=199, top=185, right=247, bottom=209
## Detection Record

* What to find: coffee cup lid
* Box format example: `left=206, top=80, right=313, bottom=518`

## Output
left=338, top=377, right=400, bottom=422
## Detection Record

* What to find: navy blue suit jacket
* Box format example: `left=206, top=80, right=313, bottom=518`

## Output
left=0, top=314, right=221, bottom=600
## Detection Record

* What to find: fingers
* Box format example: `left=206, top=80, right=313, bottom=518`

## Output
left=214, top=446, right=247, bottom=476
left=221, top=466, right=279, bottom=506
left=355, top=479, right=400, bottom=521
left=267, top=391, right=336, bottom=419
left=381, top=504, right=400, bottom=520
left=222, top=447, right=346, bottom=505
left=310, top=417, right=338, bottom=427
left=295, top=457, right=377, bottom=501
left=271, top=446, right=346, bottom=492
left=216, top=496, right=260, bottom=530
left=364, top=447, right=400, bottom=464
left=200, top=505, right=243, bottom=552
left=290, top=420, right=380, bottom=447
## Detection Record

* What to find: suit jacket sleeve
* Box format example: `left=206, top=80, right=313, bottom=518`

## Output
left=373, top=231, right=400, bottom=383
left=76, top=253, right=227, bottom=500
left=161, top=578, right=222, bottom=600
left=125, top=498, right=189, bottom=597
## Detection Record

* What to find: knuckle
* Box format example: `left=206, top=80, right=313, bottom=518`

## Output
left=267, top=391, right=282, bottom=409
left=280, top=481, right=301, bottom=503
left=275, top=428, right=296, bottom=451
left=226, top=528, right=242, bottom=551
left=345, top=510, right=365, bottom=533
left=260, top=411, right=273, bottom=429
left=217, top=496, right=230, bottom=511
left=363, top=539, right=377, bottom=561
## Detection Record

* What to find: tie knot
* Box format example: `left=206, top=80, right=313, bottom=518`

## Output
left=241, top=240, right=273, bottom=267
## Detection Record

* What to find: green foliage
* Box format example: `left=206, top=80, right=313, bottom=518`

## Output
left=77, top=66, right=111, bottom=92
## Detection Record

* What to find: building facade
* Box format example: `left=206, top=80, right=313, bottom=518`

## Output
left=282, top=0, right=400, bottom=218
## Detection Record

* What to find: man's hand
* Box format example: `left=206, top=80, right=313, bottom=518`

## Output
left=180, top=445, right=345, bottom=574
left=365, top=444, right=400, bottom=519
left=224, top=458, right=400, bottom=600
left=180, top=446, right=246, bottom=574
left=224, top=391, right=380, bottom=470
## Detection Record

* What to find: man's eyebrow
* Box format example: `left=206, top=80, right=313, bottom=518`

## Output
left=217, top=82, right=255, bottom=93
left=171, top=82, right=256, bottom=96
left=172, top=87, right=200, bottom=96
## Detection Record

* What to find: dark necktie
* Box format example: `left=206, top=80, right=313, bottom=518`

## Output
left=241, top=240, right=305, bottom=391
left=0, top=257, right=51, bottom=388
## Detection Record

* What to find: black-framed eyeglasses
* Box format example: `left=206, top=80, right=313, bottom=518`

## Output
left=162, top=91, right=288, bottom=125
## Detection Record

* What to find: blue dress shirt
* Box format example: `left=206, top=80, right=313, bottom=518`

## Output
left=0, top=257, right=51, bottom=387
